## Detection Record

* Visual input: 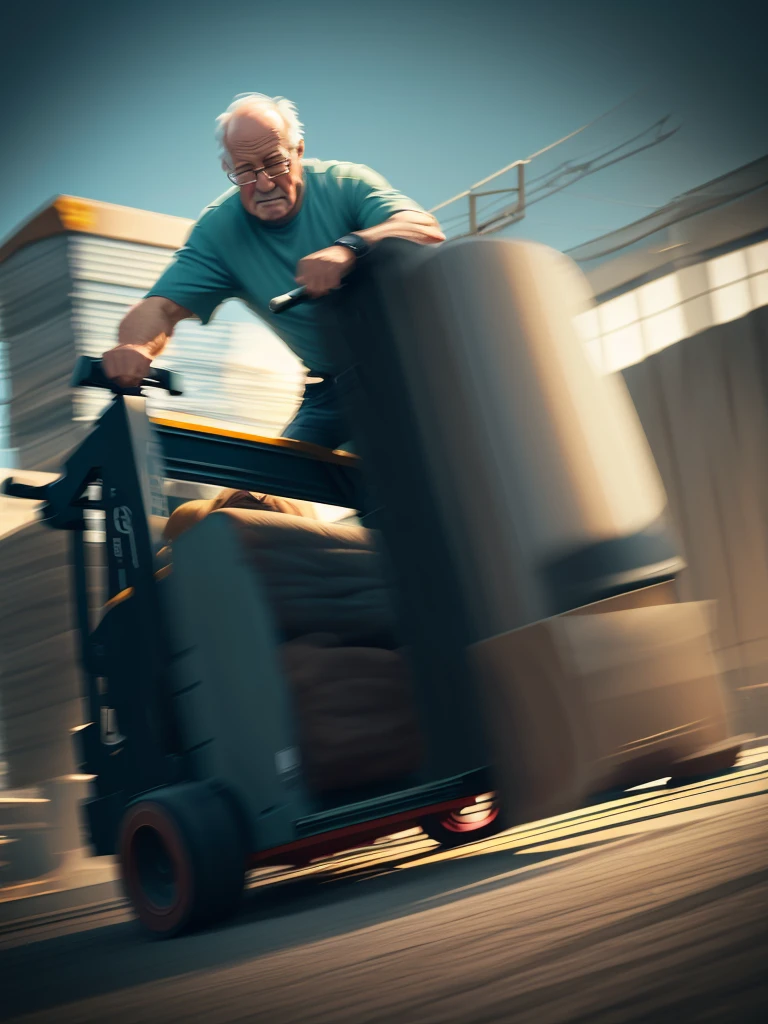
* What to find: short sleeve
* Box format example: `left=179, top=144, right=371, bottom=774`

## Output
left=343, top=164, right=427, bottom=230
left=145, top=220, right=239, bottom=325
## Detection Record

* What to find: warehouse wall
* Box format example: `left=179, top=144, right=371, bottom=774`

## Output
left=573, top=219, right=768, bottom=738
left=621, top=305, right=768, bottom=736
left=577, top=237, right=768, bottom=376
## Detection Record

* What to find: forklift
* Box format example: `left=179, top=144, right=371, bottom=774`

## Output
left=2, top=237, right=740, bottom=937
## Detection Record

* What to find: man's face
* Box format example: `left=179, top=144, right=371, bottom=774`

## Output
left=225, top=107, right=305, bottom=224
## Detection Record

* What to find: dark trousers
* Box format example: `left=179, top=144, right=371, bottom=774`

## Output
left=281, top=375, right=351, bottom=451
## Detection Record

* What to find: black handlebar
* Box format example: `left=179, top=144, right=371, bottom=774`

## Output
left=3, top=357, right=182, bottom=503
left=2, top=479, right=50, bottom=501
left=269, top=286, right=310, bottom=314
left=70, top=356, right=183, bottom=396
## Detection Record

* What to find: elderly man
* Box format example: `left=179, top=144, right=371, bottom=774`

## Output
left=103, top=92, right=444, bottom=449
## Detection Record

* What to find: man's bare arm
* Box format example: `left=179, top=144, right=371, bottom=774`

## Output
left=296, top=211, right=445, bottom=296
left=354, top=209, right=445, bottom=247
left=102, top=296, right=195, bottom=387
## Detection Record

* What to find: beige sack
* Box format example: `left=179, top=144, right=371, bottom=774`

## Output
left=472, top=587, right=743, bottom=828
left=163, top=488, right=317, bottom=542
left=281, top=634, right=424, bottom=794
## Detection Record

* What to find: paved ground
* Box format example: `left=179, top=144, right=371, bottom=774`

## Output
left=1, top=747, right=767, bottom=1024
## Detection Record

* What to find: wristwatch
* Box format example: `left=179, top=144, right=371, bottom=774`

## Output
left=333, top=233, right=372, bottom=259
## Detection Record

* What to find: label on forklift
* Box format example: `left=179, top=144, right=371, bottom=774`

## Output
left=275, top=747, right=302, bottom=781
left=146, top=439, right=169, bottom=519
left=113, top=507, right=139, bottom=568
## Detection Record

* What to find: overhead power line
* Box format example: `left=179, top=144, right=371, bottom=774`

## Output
left=475, top=117, right=680, bottom=235
left=430, top=89, right=681, bottom=239
left=428, top=90, right=647, bottom=216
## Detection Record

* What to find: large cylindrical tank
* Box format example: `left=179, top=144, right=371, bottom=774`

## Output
left=324, top=236, right=682, bottom=642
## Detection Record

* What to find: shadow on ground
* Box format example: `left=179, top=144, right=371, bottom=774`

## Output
left=2, top=756, right=767, bottom=1022
left=0, top=831, right=629, bottom=1020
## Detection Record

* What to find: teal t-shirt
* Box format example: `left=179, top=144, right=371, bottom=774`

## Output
left=146, top=159, right=425, bottom=374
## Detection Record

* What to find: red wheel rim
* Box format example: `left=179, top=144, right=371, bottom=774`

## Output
left=438, top=798, right=500, bottom=834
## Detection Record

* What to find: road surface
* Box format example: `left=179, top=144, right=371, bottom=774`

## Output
left=1, top=746, right=767, bottom=1024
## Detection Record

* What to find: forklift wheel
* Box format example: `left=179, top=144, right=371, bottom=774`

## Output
left=119, top=781, right=246, bottom=938
left=420, top=795, right=503, bottom=849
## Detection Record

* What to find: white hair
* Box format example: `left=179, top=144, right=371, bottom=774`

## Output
left=215, top=93, right=304, bottom=168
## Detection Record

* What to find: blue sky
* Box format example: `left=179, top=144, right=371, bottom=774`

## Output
left=1, top=0, right=766, bottom=253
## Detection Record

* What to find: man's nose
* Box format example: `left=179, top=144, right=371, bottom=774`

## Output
left=254, top=171, right=277, bottom=192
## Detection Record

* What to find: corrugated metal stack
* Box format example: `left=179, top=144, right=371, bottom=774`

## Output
left=0, top=195, right=305, bottom=472
left=0, top=234, right=85, bottom=470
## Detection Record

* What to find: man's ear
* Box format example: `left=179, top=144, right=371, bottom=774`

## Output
left=296, top=139, right=305, bottom=159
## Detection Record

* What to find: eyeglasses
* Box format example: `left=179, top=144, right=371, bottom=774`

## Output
left=227, top=158, right=292, bottom=186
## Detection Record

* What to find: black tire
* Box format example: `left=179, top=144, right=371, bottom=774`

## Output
left=420, top=794, right=504, bottom=849
left=119, top=781, right=247, bottom=938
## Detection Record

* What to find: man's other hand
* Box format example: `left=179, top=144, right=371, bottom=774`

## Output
left=102, top=344, right=153, bottom=388
left=295, top=246, right=356, bottom=297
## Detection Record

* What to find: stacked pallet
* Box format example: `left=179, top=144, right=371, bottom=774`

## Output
left=0, top=517, right=83, bottom=788
left=0, top=793, right=57, bottom=884
left=0, top=234, right=87, bottom=470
